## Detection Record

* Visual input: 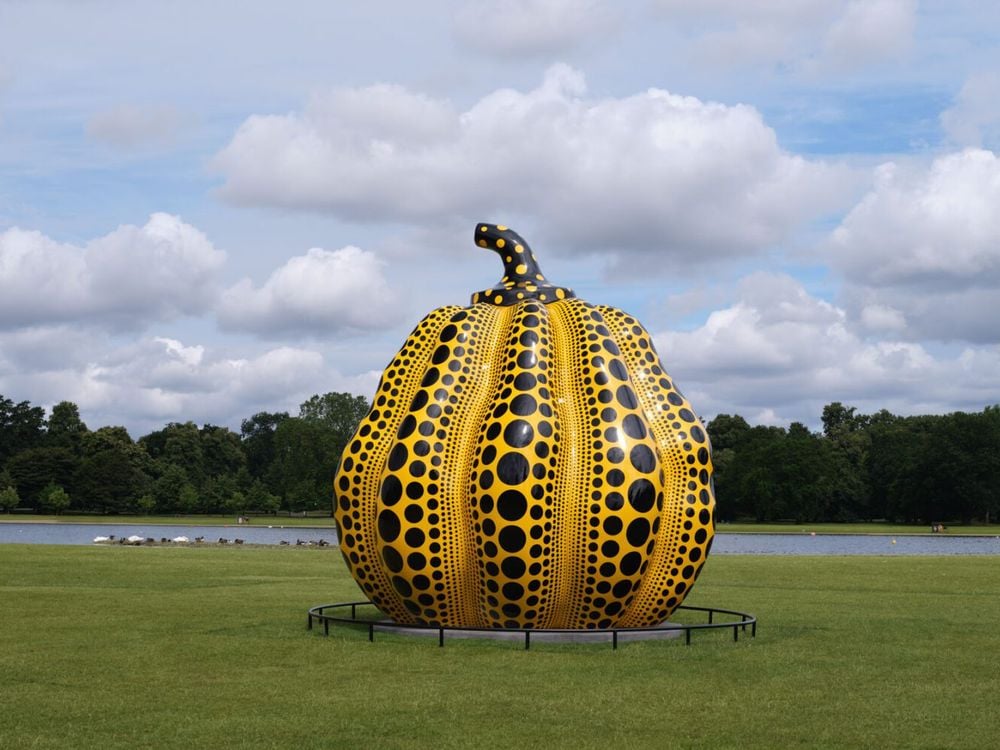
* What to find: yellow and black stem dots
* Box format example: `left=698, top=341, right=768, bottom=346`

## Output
left=334, top=223, right=714, bottom=629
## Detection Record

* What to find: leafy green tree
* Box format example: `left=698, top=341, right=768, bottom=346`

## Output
left=0, top=395, right=46, bottom=465
left=267, top=418, right=333, bottom=511
left=240, top=411, right=289, bottom=482
left=39, top=483, right=71, bottom=514
left=5, top=446, right=79, bottom=504
left=224, top=490, right=246, bottom=514
left=178, top=484, right=200, bottom=514
left=132, top=494, right=156, bottom=515
left=150, top=462, right=189, bottom=513
left=0, top=484, right=19, bottom=513
left=199, top=425, right=246, bottom=480
left=71, top=428, right=150, bottom=512
left=46, top=401, right=88, bottom=452
left=246, top=480, right=280, bottom=514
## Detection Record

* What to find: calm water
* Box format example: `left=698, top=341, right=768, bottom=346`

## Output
left=0, top=523, right=335, bottom=547
left=1, top=523, right=999, bottom=554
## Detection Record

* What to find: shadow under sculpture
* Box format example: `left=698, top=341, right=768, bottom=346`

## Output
left=333, top=223, right=715, bottom=629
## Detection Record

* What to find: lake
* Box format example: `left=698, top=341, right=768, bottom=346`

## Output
left=1, top=523, right=999, bottom=554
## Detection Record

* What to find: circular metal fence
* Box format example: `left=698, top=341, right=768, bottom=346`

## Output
left=307, top=601, right=757, bottom=649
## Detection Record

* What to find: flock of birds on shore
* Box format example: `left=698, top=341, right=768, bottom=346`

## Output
left=91, top=534, right=332, bottom=547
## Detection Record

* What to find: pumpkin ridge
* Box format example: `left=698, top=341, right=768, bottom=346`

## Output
left=335, top=305, right=462, bottom=624
left=445, top=302, right=513, bottom=627
left=373, top=304, right=510, bottom=626
left=597, top=305, right=716, bottom=626
left=545, top=298, right=592, bottom=628
left=469, top=301, right=558, bottom=628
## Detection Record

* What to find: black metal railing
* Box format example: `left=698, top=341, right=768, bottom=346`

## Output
left=307, top=601, right=757, bottom=649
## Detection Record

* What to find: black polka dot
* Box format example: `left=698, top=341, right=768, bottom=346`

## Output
left=511, top=394, right=537, bottom=416
left=382, top=546, right=404, bottom=573
left=431, top=344, right=450, bottom=364
left=501, top=556, right=526, bottom=578
left=607, top=447, right=625, bottom=464
left=498, top=526, right=527, bottom=553
left=517, top=350, right=537, bottom=369
left=439, top=324, right=457, bottom=342
left=407, top=551, right=427, bottom=570
left=502, top=581, right=525, bottom=600
left=514, top=372, right=536, bottom=391
left=622, top=414, right=646, bottom=439
left=628, top=479, right=656, bottom=512
left=397, top=415, right=416, bottom=439
left=497, top=490, right=528, bottom=521
left=391, top=575, right=412, bottom=597
left=630, top=444, right=656, bottom=473
left=620, top=552, right=641, bottom=576
left=519, top=330, right=539, bottom=347
left=504, top=420, right=534, bottom=448
left=377, top=509, right=401, bottom=542
left=404, top=528, right=425, bottom=547
left=497, top=453, right=530, bottom=485
left=616, top=385, right=638, bottom=409
left=479, top=469, right=494, bottom=490
left=380, top=476, right=402, bottom=505
left=605, top=492, right=624, bottom=510
left=387, top=444, right=408, bottom=471
left=626, top=518, right=650, bottom=547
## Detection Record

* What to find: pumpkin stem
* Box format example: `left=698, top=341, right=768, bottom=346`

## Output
left=471, top=223, right=575, bottom=306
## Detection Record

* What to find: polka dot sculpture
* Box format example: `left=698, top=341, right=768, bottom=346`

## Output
left=333, top=223, right=715, bottom=629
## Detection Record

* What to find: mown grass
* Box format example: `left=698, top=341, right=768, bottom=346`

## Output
left=1, top=545, right=997, bottom=749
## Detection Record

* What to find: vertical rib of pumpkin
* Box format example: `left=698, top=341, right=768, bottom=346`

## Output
left=467, top=301, right=560, bottom=629
left=599, top=306, right=716, bottom=626
left=334, top=306, right=461, bottom=625
left=372, top=303, right=508, bottom=627
left=436, top=302, right=510, bottom=628
left=563, top=300, right=665, bottom=627
left=545, top=299, right=591, bottom=628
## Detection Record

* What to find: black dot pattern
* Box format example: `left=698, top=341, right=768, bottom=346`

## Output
left=333, top=282, right=715, bottom=629
left=468, top=302, right=558, bottom=628
left=597, top=305, right=715, bottom=626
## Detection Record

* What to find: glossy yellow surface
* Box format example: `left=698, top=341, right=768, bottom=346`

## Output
left=333, top=225, right=714, bottom=629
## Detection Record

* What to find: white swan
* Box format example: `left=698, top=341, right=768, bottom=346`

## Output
left=93, top=536, right=110, bottom=543
left=171, top=536, right=189, bottom=543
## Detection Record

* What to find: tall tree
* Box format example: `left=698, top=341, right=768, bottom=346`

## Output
left=46, top=401, right=88, bottom=452
left=0, top=395, right=46, bottom=466
left=240, top=411, right=290, bottom=482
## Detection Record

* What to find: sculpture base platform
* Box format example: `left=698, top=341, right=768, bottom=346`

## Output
left=307, top=601, right=757, bottom=649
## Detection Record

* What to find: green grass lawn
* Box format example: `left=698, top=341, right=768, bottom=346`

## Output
left=1, top=545, right=998, bottom=749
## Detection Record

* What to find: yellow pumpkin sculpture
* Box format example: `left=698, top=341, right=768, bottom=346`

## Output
left=334, top=223, right=714, bottom=629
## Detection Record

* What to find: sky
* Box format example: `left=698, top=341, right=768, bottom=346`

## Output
left=1, top=0, right=999, bottom=437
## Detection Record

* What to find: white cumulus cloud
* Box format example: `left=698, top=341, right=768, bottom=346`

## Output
left=0, top=213, right=226, bottom=329
left=654, top=272, right=1000, bottom=425
left=212, top=65, right=851, bottom=269
left=828, top=149, right=1000, bottom=343
left=217, top=245, right=400, bottom=337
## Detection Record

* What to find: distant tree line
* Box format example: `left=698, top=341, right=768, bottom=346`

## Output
left=0, top=392, right=369, bottom=515
left=2, top=393, right=997, bottom=524
left=709, top=403, right=1000, bottom=525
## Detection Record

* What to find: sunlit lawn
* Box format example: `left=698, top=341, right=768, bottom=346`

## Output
left=1, top=544, right=998, bottom=748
